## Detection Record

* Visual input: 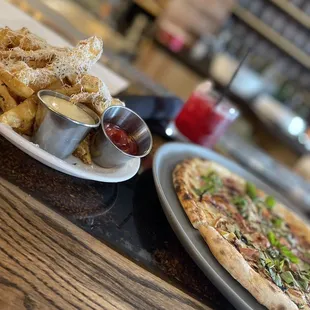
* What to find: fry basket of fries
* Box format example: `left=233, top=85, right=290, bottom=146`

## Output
left=0, top=27, right=124, bottom=164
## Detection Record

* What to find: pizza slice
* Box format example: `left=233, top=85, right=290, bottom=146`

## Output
left=173, top=158, right=310, bottom=310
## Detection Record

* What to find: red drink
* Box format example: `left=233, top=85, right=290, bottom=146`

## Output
left=175, top=84, right=239, bottom=147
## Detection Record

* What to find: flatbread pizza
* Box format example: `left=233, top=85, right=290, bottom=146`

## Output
left=173, top=158, right=310, bottom=310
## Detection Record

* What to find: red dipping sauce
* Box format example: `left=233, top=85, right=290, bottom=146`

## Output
left=104, top=123, right=139, bottom=156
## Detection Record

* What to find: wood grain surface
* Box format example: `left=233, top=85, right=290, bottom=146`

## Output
left=0, top=177, right=210, bottom=310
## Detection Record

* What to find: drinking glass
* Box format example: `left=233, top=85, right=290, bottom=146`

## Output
left=174, top=82, right=239, bottom=148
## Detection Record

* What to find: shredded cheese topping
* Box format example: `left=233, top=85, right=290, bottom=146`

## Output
left=0, top=27, right=112, bottom=107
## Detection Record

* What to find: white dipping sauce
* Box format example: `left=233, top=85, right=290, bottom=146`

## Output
left=41, top=95, right=95, bottom=125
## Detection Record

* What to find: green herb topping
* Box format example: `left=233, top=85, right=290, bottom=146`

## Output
left=271, top=217, right=283, bottom=228
left=265, top=196, right=276, bottom=210
left=267, top=231, right=299, bottom=264
left=231, top=196, right=249, bottom=218
left=195, top=172, right=223, bottom=197
left=246, top=182, right=257, bottom=200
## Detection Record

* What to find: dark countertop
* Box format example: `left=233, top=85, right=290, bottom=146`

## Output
left=0, top=135, right=234, bottom=310
left=0, top=164, right=211, bottom=310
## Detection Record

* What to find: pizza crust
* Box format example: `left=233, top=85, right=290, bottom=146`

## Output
left=173, top=158, right=310, bottom=310
left=199, top=225, right=300, bottom=310
left=173, top=159, right=209, bottom=228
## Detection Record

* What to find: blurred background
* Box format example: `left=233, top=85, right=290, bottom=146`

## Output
left=9, top=0, right=310, bottom=186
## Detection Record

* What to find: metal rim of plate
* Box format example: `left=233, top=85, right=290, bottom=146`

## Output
left=152, top=142, right=305, bottom=310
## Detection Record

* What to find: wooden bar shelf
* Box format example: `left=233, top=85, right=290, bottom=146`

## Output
left=269, top=0, right=310, bottom=29
left=232, top=5, right=310, bottom=69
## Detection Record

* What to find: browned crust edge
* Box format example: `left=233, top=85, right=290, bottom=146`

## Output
left=199, top=225, right=300, bottom=310
left=275, top=203, right=310, bottom=244
left=173, top=158, right=209, bottom=228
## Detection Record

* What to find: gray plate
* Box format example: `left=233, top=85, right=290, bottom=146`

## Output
left=153, top=142, right=301, bottom=310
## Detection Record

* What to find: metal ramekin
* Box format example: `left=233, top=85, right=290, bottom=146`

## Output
left=91, top=106, right=153, bottom=168
left=34, top=90, right=100, bottom=159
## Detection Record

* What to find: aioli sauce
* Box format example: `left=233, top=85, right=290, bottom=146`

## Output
left=41, top=95, right=95, bottom=125
left=104, top=122, right=138, bottom=155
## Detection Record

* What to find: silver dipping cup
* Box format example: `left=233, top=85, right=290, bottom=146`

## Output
left=91, top=106, right=152, bottom=168
left=34, top=90, right=100, bottom=159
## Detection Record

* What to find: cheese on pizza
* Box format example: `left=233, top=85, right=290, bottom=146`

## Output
left=173, top=158, right=310, bottom=310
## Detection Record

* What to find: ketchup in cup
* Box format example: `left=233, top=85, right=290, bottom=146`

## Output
left=175, top=82, right=239, bottom=147
left=104, top=123, right=139, bottom=156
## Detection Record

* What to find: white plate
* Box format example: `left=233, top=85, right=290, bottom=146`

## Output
left=0, top=1, right=137, bottom=181
left=153, top=142, right=302, bottom=310
left=0, top=124, right=140, bottom=182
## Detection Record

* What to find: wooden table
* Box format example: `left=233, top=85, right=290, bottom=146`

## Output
left=0, top=177, right=210, bottom=310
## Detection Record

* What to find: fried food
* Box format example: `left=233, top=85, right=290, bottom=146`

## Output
left=0, top=29, right=104, bottom=90
left=0, top=28, right=11, bottom=49
left=67, top=74, right=112, bottom=116
left=18, top=29, right=50, bottom=51
left=45, top=79, right=65, bottom=91
left=69, top=92, right=106, bottom=116
left=0, top=80, right=17, bottom=112
left=53, top=84, right=83, bottom=97
left=33, top=100, right=45, bottom=133
left=0, top=49, right=58, bottom=62
left=6, top=60, right=29, bottom=74
left=48, top=36, right=103, bottom=80
left=77, top=74, right=102, bottom=93
left=0, top=27, right=50, bottom=51
left=0, top=27, right=21, bottom=49
left=0, top=27, right=121, bottom=165
left=73, top=134, right=92, bottom=165
left=0, top=95, right=38, bottom=135
left=111, top=98, right=125, bottom=107
left=27, top=59, right=52, bottom=69
left=9, top=64, right=58, bottom=92
left=0, top=68, right=34, bottom=98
